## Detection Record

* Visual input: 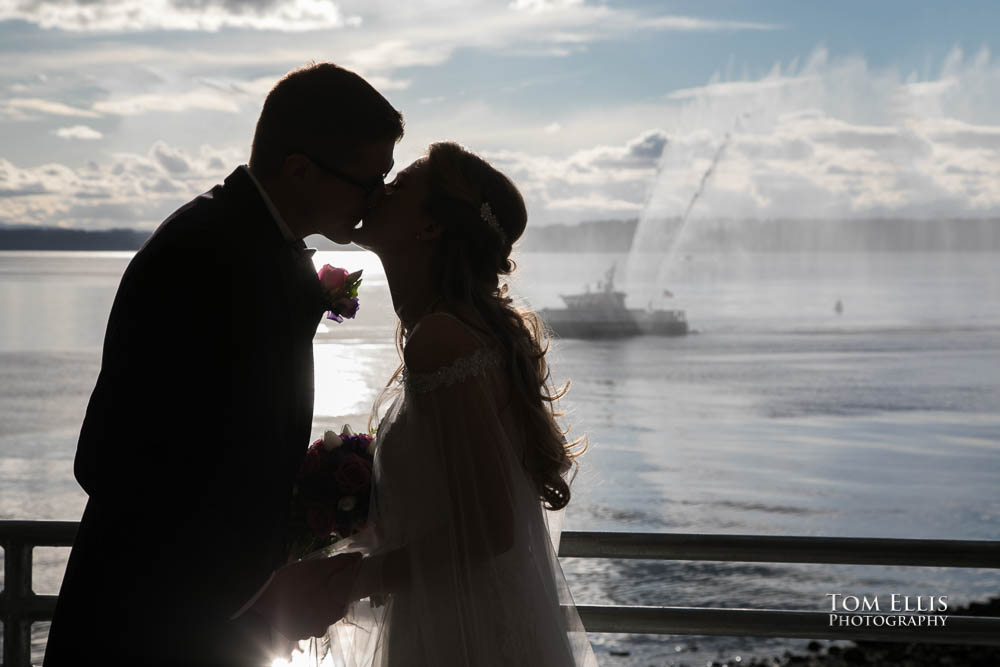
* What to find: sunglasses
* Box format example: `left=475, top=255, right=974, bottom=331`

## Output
left=304, top=153, right=394, bottom=202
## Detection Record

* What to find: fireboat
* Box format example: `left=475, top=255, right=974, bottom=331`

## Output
left=538, top=264, right=688, bottom=339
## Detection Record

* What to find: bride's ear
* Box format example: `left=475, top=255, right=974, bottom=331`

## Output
left=416, top=222, right=444, bottom=241
left=282, top=153, right=313, bottom=183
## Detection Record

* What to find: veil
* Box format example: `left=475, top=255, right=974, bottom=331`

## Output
left=292, top=316, right=598, bottom=666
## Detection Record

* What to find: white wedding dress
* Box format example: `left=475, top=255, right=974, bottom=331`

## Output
left=297, top=314, right=599, bottom=666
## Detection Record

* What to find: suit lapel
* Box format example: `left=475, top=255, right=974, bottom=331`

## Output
left=220, top=168, right=328, bottom=325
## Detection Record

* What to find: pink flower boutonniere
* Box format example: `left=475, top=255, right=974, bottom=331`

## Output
left=318, top=264, right=363, bottom=323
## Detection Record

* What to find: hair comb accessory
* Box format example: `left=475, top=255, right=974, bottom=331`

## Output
left=480, top=202, right=506, bottom=242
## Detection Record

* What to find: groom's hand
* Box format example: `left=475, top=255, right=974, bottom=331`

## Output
left=249, top=552, right=363, bottom=640
left=324, top=554, right=367, bottom=618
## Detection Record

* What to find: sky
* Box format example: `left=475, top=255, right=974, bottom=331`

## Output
left=1, top=0, right=998, bottom=230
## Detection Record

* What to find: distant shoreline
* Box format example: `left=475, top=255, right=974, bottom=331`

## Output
left=0, top=227, right=370, bottom=252
left=0, top=227, right=150, bottom=251
left=2, top=218, right=999, bottom=252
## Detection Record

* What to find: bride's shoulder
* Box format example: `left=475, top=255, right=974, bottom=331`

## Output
left=404, top=311, right=488, bottom=374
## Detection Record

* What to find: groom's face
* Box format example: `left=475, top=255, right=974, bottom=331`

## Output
left=310, top=140, right=395, bottom=244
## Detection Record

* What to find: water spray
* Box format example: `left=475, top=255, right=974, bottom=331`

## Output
left=679, top=131, right=732, bottom=226
left=625, top=110, right=754, bottom=308
left=652, top=110, right=755, bottom=295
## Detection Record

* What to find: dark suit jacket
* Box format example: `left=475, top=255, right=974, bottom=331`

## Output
left=44, top=167, right=328, bottom=666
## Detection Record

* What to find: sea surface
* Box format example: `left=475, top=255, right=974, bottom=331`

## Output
left=2, top=248, right=999, bottom=666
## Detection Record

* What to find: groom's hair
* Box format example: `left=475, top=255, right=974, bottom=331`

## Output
left=249, top=62, right=404, bottom=179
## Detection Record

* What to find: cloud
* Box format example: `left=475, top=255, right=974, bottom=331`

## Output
left=476, top=130, right=668, bottom=222
left=921, top=118, right=1000, bottom=150
left=2, top=97, right=100, bottom=119
left=562, top=129, right=669, bottom=173
left=6, top=0, right=775, bottom=39
left=508, top=0, right=583, bottom=11
left=150, top=141, right=192, bottom=173
left=0, top=159, right=50, bottom=197
left=0, top=0, right=362, bottom=32
left=451, top=46, right=1000, bottom=225
left=0, top=0, right=779, bottom=56
left=92, top=88, right=243, bottom=115
left=625, top=130, right=668, bottom=160
left=639, top=15, right=779, bottom=32
left=629, top=45, right=1000, bottom=223
left=543, top=192, right=642, bottom=212
left=325, top=5, right=698, bottom=82
left=1, top=86, right=255, bottom=121
left=53, top=125, right=103, bottom=140
left=508, top=0, right=778, bottom=31
left=0, top=141, right=244, bottom=228
left=667, top=76, right=817, bottom=101
left=344, top=39, right=453, bottom=72
left=0, top=159, right=74, bottom=199
left=0, top=129, right=661, bottom=227
left=2, top=23, right=999, bottom=232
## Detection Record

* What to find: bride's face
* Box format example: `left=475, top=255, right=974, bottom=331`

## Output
left=350, top=157, right=433, bottom=252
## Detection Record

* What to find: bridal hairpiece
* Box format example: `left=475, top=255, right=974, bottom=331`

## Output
left=480, top=202, right=506, bottom=242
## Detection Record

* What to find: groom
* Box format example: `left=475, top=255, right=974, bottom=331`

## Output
left=44, top=63, right=402, bottom=666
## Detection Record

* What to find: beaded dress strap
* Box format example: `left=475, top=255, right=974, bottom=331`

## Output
left=403, top=313, right=502, bottom=394
left=403, top=346, right=502, bottom=394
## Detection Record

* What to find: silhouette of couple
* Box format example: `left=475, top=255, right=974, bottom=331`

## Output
left=44, top=63, right=597, bottom=667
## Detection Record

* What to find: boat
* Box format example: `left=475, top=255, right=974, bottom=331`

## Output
left=538, top=264, right=688, bottom=338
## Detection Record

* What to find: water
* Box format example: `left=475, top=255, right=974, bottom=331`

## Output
left=2, top=249, right=999, bottom=666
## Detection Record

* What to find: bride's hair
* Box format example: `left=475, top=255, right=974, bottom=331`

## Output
left=374, top=141, right=587, bottom=511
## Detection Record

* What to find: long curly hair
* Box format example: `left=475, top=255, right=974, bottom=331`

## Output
left=372, top=141, right=587, bottom=511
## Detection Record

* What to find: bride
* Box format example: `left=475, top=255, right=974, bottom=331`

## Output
left=243, top=141, right=599, bottom=666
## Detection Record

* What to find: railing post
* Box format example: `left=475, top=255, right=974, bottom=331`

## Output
left=2, top=538, right=33, bottom=667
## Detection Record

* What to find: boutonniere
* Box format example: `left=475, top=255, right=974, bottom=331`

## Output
left=318, top=264, right=363, bottom=323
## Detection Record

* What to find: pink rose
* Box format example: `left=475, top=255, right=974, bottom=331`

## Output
left=318, top=265, right=349, bottom=292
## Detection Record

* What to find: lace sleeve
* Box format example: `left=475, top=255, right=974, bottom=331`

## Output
left=401, top=347, right=502, bottom=394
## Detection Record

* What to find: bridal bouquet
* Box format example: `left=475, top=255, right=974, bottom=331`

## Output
left=318, top=264, right=363, bottom=323
left=286, top=425, right=375, bottom=561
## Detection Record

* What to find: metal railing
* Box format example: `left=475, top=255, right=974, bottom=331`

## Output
left=2, top=521, right=999, bottom=667
left=1, top=521, right=77, bottom=667
left=558, top=531, right=1000, bottom=646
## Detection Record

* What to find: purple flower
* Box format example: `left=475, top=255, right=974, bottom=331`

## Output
left=335, top=296, right=360, bottom=320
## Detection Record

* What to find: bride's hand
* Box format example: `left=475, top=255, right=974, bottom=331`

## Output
left=247, top=552, right=363, bottom=640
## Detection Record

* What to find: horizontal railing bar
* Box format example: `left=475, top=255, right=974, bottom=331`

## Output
left=558, top=531, right=1000, bottom=568
left=571, top=605, right=1000, bottom=646
left=0, top=520, right=78, bottom=546
left=4, top=595, right=995, bottom=645
left=0, top=593, right=58, bottom=620
left=3, top=523, right=997, bottom=569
